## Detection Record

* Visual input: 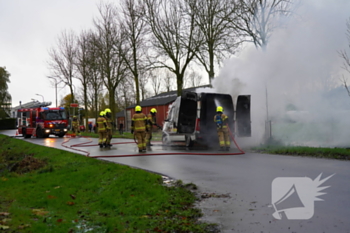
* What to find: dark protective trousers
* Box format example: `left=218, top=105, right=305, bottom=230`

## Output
left=135, top=131, right=146, bottom=150
left=217, top=128, right=231, bottom=148
left=98, top=130, right=107, bottom=145
left=105, top=129, right=112, bottom=145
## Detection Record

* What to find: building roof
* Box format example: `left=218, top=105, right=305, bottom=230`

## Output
left=116, top=110, right=125, bottom=118
left=129, top=85, right=211, bottom=109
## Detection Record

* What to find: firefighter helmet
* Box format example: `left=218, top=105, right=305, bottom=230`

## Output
left=135, top=105, right=142, bottom=112
left=99, top=111, right=105, bottom=116
left=216, top=106, right=223, bottom=112
left=105, top=108, right=111, bottom=117
left=150, top=108, right=157, bottom=113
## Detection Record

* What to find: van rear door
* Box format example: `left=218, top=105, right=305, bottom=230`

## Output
left=178, top=92, right=197, bottom=133
left=199, top=93, right=235, bottom=147
left=236, top=95, right=251, bottom=137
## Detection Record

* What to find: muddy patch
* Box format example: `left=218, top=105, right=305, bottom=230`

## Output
left=0, top=149, right=47, bottom=175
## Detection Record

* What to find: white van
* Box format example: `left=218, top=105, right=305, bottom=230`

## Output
left=162, top=91, right=251, bottom=147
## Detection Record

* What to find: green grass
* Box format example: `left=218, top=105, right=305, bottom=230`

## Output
left=253, top=144, right=350, bottom=160
left=0, top=135, right=215, bottom=232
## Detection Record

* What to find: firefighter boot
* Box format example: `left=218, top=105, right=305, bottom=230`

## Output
left=226, top=147, right=230, bottom=151
left=219, top=147, right=225, bottom=151
left=99, top=144, right=103, bottom=148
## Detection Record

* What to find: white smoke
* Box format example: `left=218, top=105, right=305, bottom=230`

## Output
left=213, top=0, right=350, bottom=147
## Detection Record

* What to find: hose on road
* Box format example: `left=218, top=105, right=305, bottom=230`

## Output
left=60, top=127, right=244, bottom=158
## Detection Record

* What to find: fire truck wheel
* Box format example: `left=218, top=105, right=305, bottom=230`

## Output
left=23, top=128, right=31, bottom=138
left=36, top=127, right=44, bottom=138
left=58, top=133, right=65, bottom=138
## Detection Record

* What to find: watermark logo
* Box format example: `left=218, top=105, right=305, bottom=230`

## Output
left=271, top=173, right=334, bottom=220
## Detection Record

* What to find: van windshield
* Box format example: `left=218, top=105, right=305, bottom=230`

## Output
left=42, top=110, right=67, bottom=120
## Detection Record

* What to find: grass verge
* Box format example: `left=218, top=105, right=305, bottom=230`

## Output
left=0, top=134, right=216, bottom=232
left=253, top=145, right=350, bottom=160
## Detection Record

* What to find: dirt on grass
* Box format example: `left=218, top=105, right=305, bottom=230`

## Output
left=0, top=150, right=47, bottom=175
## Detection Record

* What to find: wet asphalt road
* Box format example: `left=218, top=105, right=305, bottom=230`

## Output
left=2, top=130, right=350, bottom=233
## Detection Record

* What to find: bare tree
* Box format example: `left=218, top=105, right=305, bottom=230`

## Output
left=75, top=30, right=95, bottom=127
left=234, top=0, right=293, bottom=50
left=162, top=69, right=175, bottom=92
left=119, top=0, right=148, bottom=105
left=93, top=2, right=127, bottom=126
left=138, top=70, right=151, bottom=100
left=47, top=30, right=77, bottom=103
left=143, top=0, right=203, bottom=96
left=340, top=17, right=350, bottom=97
left=84, top=32, right=104, bottom=122
left=149, top=69, right=162, bottom=95
left=184, top=69, right=202, bottom=88
left=185, top=0, right=240, bottom=83
left=116, top=76, right=135, bottom=110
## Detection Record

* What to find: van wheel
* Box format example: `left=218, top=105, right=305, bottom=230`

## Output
left=185, top=135, right=194, bottom=147
left=162, top=133, right=170, bottom=146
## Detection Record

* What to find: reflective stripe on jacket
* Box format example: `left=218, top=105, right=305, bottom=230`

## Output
left=132, top=113, right=147, bottom=132
left=97, top=116, right=107, bottom=131
left=106, top=118, right=112, bottom=130
left=146, top=113, right=156, bottom=129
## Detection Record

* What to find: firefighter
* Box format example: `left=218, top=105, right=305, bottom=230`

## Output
left=131, top=105, right=148, bottom=152
left=214, top=106, right=231, bottom=151
left=104, top=108, right=113, bottom=147
left=97, top=111, right=107, bottom=148
left=146, top=108, right=162, bottom=146
left=72, top=116, right=80, bottom=135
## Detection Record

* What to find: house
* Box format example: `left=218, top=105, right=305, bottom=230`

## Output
left=117, top=86, right=210, bottom=132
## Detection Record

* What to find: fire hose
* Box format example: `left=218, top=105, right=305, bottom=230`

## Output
left=61, top=126, right=244, bottom=158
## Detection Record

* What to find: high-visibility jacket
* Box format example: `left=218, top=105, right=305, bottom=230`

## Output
left=72, top=120, right=79, bottom=127
left=105, top=117, right=112, bottom=130
left=214, top=113, right=228, bottom=129
left=132, top=113, right=147, bottom=132
left=97, top=116, right=107, bottom=132
left=146, top=113, right=157, bottom=130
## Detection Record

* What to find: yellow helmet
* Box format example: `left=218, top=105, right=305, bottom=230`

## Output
left=135, top=105, right=142, bottom=112
left=150, top=108, right=157, bottom=113
left=100, top=111, right=105, bottom=116
left=216, top=106, right=223, bottom=112
left=105, top=108, right=111, bottom=113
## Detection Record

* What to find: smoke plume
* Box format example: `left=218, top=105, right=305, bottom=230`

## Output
left=213, top=0, right=350, bottom=147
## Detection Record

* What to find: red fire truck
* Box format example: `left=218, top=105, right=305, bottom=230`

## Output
left=17, top=106, right=69, bottom=138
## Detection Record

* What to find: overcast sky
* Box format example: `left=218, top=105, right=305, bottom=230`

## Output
left=0, top=0, right=100, bottom=107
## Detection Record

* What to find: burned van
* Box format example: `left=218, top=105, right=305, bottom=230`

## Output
left=162, top=92, right=251, bottom=147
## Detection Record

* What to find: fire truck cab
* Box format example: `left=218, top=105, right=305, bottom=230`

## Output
left=17, top=106, right=69, bottom=138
